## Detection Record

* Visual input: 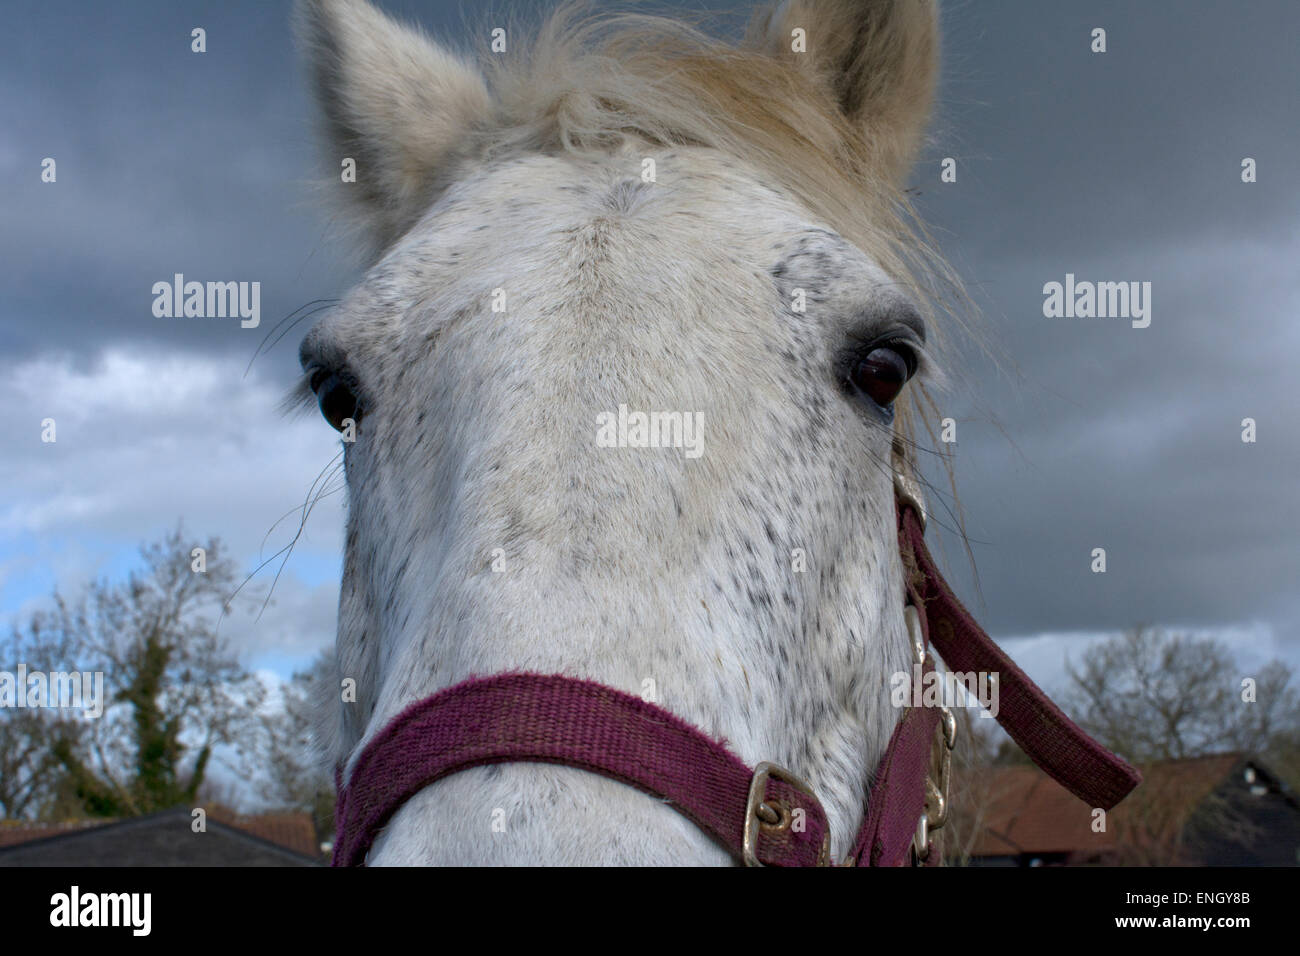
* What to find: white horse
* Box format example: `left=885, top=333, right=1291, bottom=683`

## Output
left=295, top=0, right=957, bottom=865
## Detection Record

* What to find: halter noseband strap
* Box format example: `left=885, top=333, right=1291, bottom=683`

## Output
left=331, top=672, right=835, bottom=867
left=332, top=475, right=1141, bottom=866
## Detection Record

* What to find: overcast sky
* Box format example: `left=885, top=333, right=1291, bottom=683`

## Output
left=4, top=0, right=1297, bottom=704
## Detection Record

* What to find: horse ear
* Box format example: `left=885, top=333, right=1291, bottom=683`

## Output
left=748, top=0, right=938, bottom=184
left=296, top=0, right=490, bottom=255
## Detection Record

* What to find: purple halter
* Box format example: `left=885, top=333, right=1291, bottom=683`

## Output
left=333, top=476, right=1140, bottom=866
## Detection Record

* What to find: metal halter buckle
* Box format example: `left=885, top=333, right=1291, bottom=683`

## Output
left=893, top=471, right=928, bottom=532
left=743, top=762, right=830, bottom=867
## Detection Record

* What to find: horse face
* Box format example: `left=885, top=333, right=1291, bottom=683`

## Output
left=297, top=0, right=940, bottom=863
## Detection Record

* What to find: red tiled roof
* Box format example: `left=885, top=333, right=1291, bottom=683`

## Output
left=963, top=753, right=1243, bottom=858
left=0, top=819, right=106, bottom=848
left=211, top=809, right=321, bottom=858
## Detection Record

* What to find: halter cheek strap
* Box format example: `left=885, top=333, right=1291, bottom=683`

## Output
left=895, top=491, right=1143, bottom=811
left=332, top=477, right=1141, bottom=867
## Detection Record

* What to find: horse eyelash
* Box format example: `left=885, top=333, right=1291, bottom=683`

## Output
left=280, top=373, right=318, bottom=417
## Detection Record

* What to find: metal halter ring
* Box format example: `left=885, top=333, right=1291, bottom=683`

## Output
left=905, top=604, right=925, bottom=666
left=893, top=471, right=928, bottom=532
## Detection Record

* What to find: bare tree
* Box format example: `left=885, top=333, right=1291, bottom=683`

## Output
left=1, top=596, right=95, bottom=817
left=1062, top=626, right=1299, bottom=772
left=4, top=528, right=267, bottom=819
left=0, top=709, right=62, bottom=818
left=257, top=651, right=337, bottom=840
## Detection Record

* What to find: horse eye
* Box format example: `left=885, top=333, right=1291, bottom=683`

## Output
left=849, top=345, right=915, bottom=408
left=310, top=368, right=361, bottom=432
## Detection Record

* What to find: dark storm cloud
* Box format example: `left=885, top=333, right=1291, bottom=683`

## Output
left=916, top=0, right=1300, bottom=651
left=928, top=0, right=1300, bottom=249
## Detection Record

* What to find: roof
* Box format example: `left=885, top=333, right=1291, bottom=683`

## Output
left=0, top=818, right=108, bottom=849
left=0, top=807, right=323, bottom=865
left=206, top=808, right=321, bottom=859
left=964, top=753, right=1248, bottom=859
